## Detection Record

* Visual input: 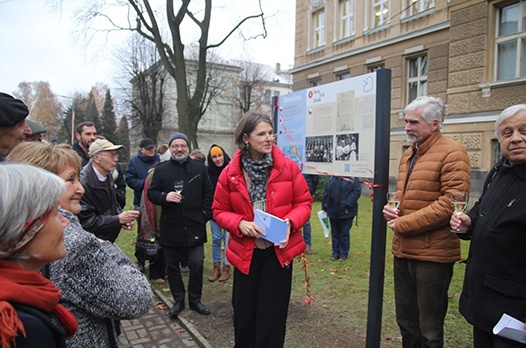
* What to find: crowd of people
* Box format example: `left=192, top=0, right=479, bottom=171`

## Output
left=1, top=90, right=526, bottom=348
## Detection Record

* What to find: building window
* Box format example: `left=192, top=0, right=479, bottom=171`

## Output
left=264, top=89, right=271, bottom=104
left=336, top=72, right=351, bottom=80
left=273, top=90, right=280, bottom=97
left=313, top=10, right=326, bottom=48
left=407, top=55, right=428, bottom=103
left=403, top=0, right=434, bottom=17
left=369, top=65, right=385, bottom=72
left=492, top=139, right=502, bottom=165
left=310, top=80, right=322, bottom=87
left=371, top=0, right=389, bottom=28
left=496, top=1, right=526, bottom=81
left=339, top=0, right=355, bottom=39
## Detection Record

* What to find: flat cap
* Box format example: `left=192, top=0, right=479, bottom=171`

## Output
left=26, top=119, right=47, bottom=135
left=89, top=138, right=123, bottom=157
left=139, top=138, right=155, bottom=149
left=0, top=93, right=29, bottom=127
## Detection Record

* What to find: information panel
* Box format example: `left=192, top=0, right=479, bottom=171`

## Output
left=276, top=72, right=377, bottom=178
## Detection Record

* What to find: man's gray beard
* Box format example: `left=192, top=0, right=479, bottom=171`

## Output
left=406, top=135, right=416, bottom=144
left=172, top=153, right=188, bottom=163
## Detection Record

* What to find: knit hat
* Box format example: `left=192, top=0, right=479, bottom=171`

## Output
left=0, top=93, right=29, bottom=127
left=168, top=132, right=189, bottom=147
left=210, top=146, right=223, bottom=157
left=89, top=138, right=123, bottom=157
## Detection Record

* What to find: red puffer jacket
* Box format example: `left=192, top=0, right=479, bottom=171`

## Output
left=213, top=145, right=312, bottom=275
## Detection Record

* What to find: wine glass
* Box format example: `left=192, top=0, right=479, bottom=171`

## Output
left=386, top=192, right=400, bottom=210
left=174, top=180, right=184, bottom=203
left=449, top=191, right=469, bottom=232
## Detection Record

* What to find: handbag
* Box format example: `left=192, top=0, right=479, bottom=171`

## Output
left=136, top=237, right=160, bottom=260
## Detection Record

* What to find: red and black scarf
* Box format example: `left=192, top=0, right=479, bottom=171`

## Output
left=0, top=260, right=77, bottom=347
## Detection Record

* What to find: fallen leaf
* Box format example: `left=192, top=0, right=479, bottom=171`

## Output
left=448, top=293, right=456, bottom=299
left=385, top=335, right=392, bottom=340
left=156, top=303, right=168, bottom=310
left=161, top=287, right=170, bottom=292
left=176, top=328, right=187, bottom=333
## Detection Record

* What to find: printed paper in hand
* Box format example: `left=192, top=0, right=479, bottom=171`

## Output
left=317, top=210, right=330, bottom=238
left=493, top=313, right=526, bottom=344
left=254, top=209, right=288, bottom=247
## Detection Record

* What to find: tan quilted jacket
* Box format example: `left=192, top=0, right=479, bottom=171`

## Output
left=392, top=131, right=470, bottom=263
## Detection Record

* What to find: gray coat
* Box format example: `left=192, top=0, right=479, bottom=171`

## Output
left=50, top=207, right=153, bottom=347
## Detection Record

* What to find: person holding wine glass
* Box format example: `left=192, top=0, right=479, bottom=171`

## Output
left=382, top=96, right=470, bottom=347
left=448, top=191, right=468, bottom=232
left=147, top=132, right=214, bottom=318
left=450, top=104, right=526, bottom=348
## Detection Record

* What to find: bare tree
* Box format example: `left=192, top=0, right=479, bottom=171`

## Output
left=69, top=0, right=267, bottom=149
left=234, top=60, right=269, bottom=113
left=116, top=34, right=166, bottom=144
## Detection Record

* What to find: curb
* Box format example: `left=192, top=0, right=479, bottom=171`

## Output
left=155, top=289, right=213, bottom=348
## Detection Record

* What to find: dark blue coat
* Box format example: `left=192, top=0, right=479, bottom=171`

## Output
left=125, top=151, right=160, bottom=207
left=14, top=303, right=66, bottom=348
left=322, top=176, right=361, bottom=219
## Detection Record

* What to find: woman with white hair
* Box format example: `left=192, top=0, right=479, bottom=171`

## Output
left=7, top=142, right=153, bottom=348
left=0, top=163, right=78, bottom=348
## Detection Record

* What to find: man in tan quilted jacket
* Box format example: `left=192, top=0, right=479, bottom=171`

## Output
left=383, top=96, right=470, bottom=348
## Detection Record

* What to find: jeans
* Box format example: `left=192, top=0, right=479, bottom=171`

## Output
left=329, top=217, right=354, bottom=258
left=210, top=220, right=230, bottom=265
left=164, top=245, right=205, bottom=304
left=394, top=257, right=454, bottom=348
left=302, top=220, right=312, bottom=247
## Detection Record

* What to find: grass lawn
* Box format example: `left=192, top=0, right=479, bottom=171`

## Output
left=116, top=189, right=474, bottom=347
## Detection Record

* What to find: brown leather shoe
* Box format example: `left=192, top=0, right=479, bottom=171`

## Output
left=208, top=263, right=221, bottom=282
left=218, top=265, right=230, bottom=282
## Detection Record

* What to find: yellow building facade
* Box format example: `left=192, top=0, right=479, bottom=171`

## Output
left=291, top=0, right=526, bottom=195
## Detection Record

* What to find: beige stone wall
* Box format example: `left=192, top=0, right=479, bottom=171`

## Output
left=292, top=0, right=526, bottom=182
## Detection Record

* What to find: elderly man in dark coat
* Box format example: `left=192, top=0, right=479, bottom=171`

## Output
left=0, top=92, right=31, bottom=161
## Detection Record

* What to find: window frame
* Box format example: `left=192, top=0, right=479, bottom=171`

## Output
left=494, top=0, right=526, bottom=81
left=406, top=54, right=428, bottom=104
left=313, top=9, right=326, bottom=49
left=336, top=72, right=351, bottom=80
left=338, top=0, right=355, bottom=40
left=402, top=0, right=435, bottom=18
left=370, top=0, right=390, bottom=29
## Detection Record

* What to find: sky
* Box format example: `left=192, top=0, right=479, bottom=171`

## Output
left=0, top=0, right=295, bottom=99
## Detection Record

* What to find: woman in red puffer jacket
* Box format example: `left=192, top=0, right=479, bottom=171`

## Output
left=213, top=111, right=312, bottom=348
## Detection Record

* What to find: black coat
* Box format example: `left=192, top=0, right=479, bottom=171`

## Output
left=148, top=158, right=213, bottom=247
left=79, top=163, right=122, bottom=242
left=460, top=159, right=526, bottom=333
left=322, top=176, right=361, bottom=219
left=14, top=303, right=66, bottom=348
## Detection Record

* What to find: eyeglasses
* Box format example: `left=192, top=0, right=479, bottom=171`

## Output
left=170, top=144, right=188, bottom=150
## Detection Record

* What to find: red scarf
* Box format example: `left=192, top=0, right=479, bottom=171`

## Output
left=0, top=260, right=77, bottom=347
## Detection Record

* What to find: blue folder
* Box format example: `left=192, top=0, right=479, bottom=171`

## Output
left=254, top=209, right=289, bottom=247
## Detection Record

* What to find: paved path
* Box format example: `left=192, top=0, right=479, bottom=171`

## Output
left=119, top=290, right=212, bottom=348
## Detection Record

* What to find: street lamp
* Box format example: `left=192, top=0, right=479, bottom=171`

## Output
left=57, top=95, right=75, bottom=145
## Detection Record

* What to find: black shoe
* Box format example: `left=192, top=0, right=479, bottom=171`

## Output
left=189, top=301, right=211, bottom=315
left=169, top=301, right=185, bottom=318
left=137, top=263, right=146, bottom=273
